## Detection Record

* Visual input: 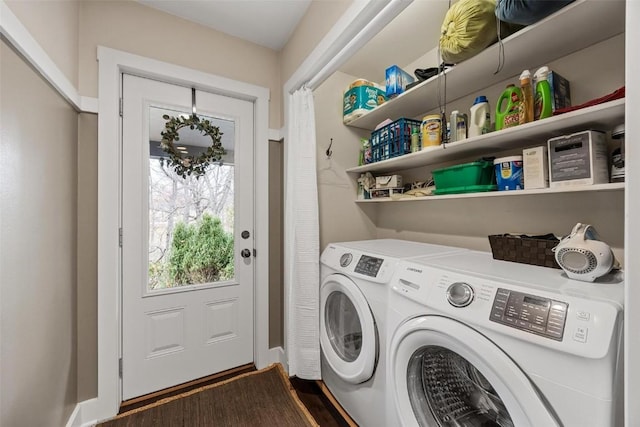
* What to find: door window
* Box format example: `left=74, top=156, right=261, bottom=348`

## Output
left=407, top=345, right=514, bottom=427
left=325, top=291, right=362, bottom=362
left=148, top=106, right=236, bottom=291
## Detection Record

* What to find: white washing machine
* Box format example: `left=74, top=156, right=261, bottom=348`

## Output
left=386, top=250, right=624, bottom=427
left=320, top=239, right=466, bottom=427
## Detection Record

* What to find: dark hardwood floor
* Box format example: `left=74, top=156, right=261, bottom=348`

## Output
left=117, top=364, right=355, bottom=426
left=290, top=377, right=355, bottom=427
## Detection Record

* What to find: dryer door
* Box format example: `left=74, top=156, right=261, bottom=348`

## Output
left=320, top=274, right=378, bottom=384
left=389, top=316, right=560, bottom=427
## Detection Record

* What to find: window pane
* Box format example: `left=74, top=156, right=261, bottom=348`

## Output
left=147, top=106, right=236, bottom=291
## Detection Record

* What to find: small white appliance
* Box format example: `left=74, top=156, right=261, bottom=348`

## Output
left=554, top=222, right=619, bottom=282
left=386, top=251, right=624, bottom=427
left=319, top=239, right=466, bottom=427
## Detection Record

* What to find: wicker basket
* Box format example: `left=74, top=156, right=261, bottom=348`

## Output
left=488, top=234, right=561, bottom=269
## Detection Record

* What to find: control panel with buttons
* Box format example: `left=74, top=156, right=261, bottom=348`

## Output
left=354, top=255, right=384, bottom=277
left=490, top=288, right=568, bottom=341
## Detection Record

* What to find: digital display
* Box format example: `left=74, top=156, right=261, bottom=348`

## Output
left=523, top=296, right=549, bottom=308
left=354, top=255, right=384, bottom=277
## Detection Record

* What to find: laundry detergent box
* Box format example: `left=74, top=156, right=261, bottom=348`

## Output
left=523, top=146, right=549, bottom=189
left=385, top=65, right=415, bottom=98
left=343, top=79, right=387, bottom=124
left=548, top=130, right=608, bottom=188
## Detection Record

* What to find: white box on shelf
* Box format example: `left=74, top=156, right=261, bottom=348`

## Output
left=375, top=175, right=402, bottom=189
left=548, top=130, right=609, bottom=188
left=523, top=146, right=549, bottom=189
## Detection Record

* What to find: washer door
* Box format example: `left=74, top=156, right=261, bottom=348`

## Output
left=320, top=274, right=377, bottom=384
left=390, top=316, right=560, bottom=427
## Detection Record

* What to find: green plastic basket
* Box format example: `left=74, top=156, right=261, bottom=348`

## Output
left=432, top=161, right=496, bottom=193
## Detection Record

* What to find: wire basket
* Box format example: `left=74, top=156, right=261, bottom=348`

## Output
left=370, top=118, right=421, bottom=162
left=488, top=234, right=561, bottom=269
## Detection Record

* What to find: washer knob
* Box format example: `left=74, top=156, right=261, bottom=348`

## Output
left=340, top=253, right=353, bottom=267
left=446, top=282, right=474, bottom=307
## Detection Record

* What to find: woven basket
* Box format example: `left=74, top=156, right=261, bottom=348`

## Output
left=488, top=234, right=561, bottom=269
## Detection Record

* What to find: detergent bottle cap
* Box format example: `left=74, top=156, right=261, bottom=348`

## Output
left=519, top=69, right=531, bottom=81
left=534, top=66, right=550, bottom=80
left=473, top=96, right=488, bottom=105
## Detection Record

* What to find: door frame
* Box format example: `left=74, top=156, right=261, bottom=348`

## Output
left=95, top=46, right=270, bottom=420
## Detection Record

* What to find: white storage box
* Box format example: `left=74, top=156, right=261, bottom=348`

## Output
left=548, top=130, right=608, bottom=188
left=375, top=175, right=403, bottom=189
left=523, top=146, right=549, bottom=189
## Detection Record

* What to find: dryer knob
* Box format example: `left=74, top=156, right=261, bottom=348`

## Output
left=447, top=282, right=474, bottom=307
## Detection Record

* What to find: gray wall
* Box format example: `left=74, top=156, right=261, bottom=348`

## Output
left=269, top=140, right=284, bottom=348
left=1, top=41, right=78, bottom=426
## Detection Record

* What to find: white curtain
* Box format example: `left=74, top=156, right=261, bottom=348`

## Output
left=285, top=86, right=321, bottom=379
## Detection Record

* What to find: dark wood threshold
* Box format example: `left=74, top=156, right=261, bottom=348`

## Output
left=118, top=363, right=256, bottom=414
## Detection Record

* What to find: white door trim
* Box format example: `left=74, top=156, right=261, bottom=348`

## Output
left=92, top=46, right=270, bottom=422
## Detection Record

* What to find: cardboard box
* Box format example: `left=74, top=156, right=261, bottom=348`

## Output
left=385, top=65, right=415, bottom=98
left=343, top=80, right=386, bottom=124
left=370, top=187, right=404, bottom=198
left=375, top=175, right=403, bottom=189
left=548, top=130, right=609, bottom=188
left=523, top=146, right=549, bottom=189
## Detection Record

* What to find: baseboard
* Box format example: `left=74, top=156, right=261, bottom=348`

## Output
left=64, top=398, right=100, bottom=427
left=268, top=346, right=287, bottom=370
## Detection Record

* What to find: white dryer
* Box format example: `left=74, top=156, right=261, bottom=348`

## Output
left=387, top=251, right=624, bottom=427
left=320, top=239, right=466, bottom=427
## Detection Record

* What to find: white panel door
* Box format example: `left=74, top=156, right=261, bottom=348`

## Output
left=121, top=74, right=254, bottom=400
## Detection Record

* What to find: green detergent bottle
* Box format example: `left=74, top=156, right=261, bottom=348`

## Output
left=534, top=66, right=553, bottom=120
left=495, top=84, right=522, bottom=131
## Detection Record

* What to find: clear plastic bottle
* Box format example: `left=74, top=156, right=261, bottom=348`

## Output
left=469, top=96, right=490, bottom=138
left=534, top=66, right=553, bottom=120
left=519, top=70, right=534, bottom=124
left=449, top=110, right=468, bottom=142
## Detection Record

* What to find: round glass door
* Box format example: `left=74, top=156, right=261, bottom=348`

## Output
left=389, top=316, right=559, bottom=427
left=325, top=291, right=362, bottom=362
left=320, top=274, right=377, bottom=384
left=407, top=345, right=513, bottom=427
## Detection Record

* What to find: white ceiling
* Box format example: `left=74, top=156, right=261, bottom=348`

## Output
left=138, top=0, right=313, bottom=51
left=137, top=0, right=450, bottom=83
left=339, top=1, right=450, bottom=84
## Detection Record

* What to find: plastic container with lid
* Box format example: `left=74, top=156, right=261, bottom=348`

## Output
left=494, top=156, right=524, bottom=190
left=421, top=114, right=442, bottom=148
left=432, top=160, right=496, bottom=194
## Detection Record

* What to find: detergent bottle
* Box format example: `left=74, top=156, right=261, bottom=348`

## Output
left=518, top=70, right=534, bottom=124
left=533, top=66, right=553, bottom=120
left=449, top=110, right=468, bottom=142
left=495, top=84, right=522, bottom=131
left=468, top=96, right=491, bottom=138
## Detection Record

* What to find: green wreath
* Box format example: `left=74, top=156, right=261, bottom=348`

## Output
left=159, top=114, right=225, bottom=179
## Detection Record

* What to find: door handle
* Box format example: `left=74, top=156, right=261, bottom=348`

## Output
left=241, top=249, right=251, bottom=258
